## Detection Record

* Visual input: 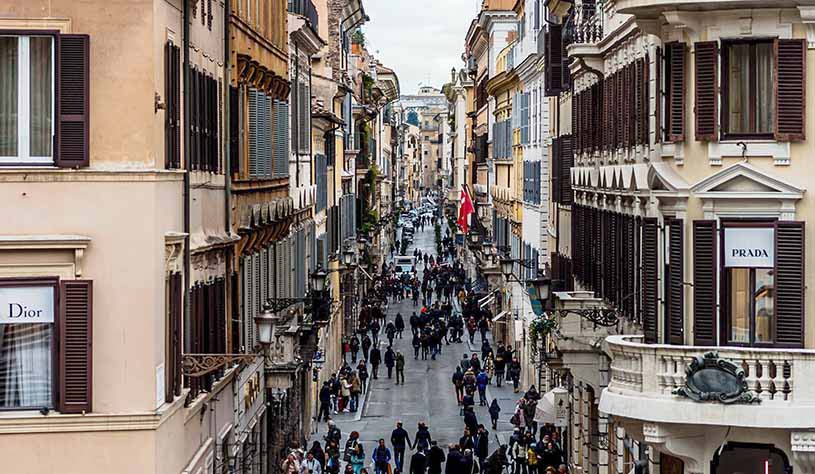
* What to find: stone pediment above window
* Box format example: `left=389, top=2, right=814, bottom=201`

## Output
left=691, top=161, right=805, bottom=219
left=692, top=162, right=805, bottom=199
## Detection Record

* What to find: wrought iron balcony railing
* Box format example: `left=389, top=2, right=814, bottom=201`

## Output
left=288, top=0, right=319, bottom=29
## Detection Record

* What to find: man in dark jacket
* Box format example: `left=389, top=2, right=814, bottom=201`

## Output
left=494, top=344, right=506, bottom=387
left=427, top=442, right=446, bottom=474
left=370, top=345, right=382, bottom=379
left=362, top=334, right=373, bottom=362
left=463, top=407, right=479, bottom=434
left=318, top=381, right=331, bottom=422
left=474, top=425, right=490, bottom=467
left=384, top=346, right=396, bottom=379
left=391, top=421, right=413, bottom=473
left=410, top=449, right=428, bottom=474
left=484, top=445, right=508, bottom=474
left=445, top=445, right=463, bottom=474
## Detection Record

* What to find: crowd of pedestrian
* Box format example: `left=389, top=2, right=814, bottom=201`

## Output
left=286, top=216, right=569, bottom=474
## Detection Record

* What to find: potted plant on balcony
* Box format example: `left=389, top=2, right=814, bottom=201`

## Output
left=528, top=316, right=559, bottom=360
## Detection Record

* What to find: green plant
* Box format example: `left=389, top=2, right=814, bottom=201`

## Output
left=528, top=317, right=559, bottom=359
left=352, top=30, right=366, bottom=46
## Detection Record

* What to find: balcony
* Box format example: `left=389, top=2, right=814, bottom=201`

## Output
left=601, top=335, right=815, bottom=429
left=288, top=0, right=319, bottom=29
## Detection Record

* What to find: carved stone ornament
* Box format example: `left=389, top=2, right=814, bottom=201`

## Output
left=673, top=352, right=761, bottom=404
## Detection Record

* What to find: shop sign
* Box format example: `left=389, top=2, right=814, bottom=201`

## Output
left=724, top=228, right=774, bottom=268
left=0, top=286, right=55, bottom=324
left=235, top=357, right=265, bottom=433
left=553, top=388, right=568, bottom=427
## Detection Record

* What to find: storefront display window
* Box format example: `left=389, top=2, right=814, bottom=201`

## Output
left=0, top=281, right=56, bottom=409
left=712, top=442, right=790, bottom=474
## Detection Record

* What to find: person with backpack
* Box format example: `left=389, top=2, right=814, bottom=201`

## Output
left=488, top=399, right=501, bottom=430
left=370, top=345, right=382, bottom=379
left=395, top=351, right=406, bottom=385
left=372, top=439, right=392, bottom=474
left=476, top=370, right=489, bottom=406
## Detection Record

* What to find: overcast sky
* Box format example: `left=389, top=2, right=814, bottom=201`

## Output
left=361, top=0, right=480, bottom=95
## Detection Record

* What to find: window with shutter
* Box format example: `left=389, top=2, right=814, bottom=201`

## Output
left=298, top=82, right=311, bottom=153
left=693, top=220, right=717, bottom=345
left=545, top=24, right=563, bottom=96
left=665, top=42, right=686, bottom=142
left=642, top=218, right=658, bottom=343
left=164, top=42, right=181, bottom=169
left=57, top=34, right=91, bottom=168
left=775, top=221, right=805, bottom=347
left=560, top=135, right=573, bottom=205
left=551, top=137, right=561, bottom=203
left=775, top=39, right=806, bottom=141
left=694, top=41, right=719, bottom=141
left=229, top=86, right=240, bottom=174
left=166, top=272, right=182, bottom=401
left=667, top=220, right=684, bottom=345
left=59, top=280, right=93, bottom=414
left=262, top=94, right=273, bottom=177
left=248, top=89, right=259, bottom=177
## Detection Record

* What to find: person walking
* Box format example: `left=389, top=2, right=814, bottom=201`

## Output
left=509, top=357, right=522, bottom=393
left=372, top=439, right=392, bottom=474
left=412, top=333, right=421, bottom=360
left=427, top=442, right=445, bottom=474
left=476, top=370, right=489, bottom=406
left=494, top=348, right=506, bottom=388
left=484, top=446, right=509, bottom=474
left=357, top=361, right=369, bottom=392
left=318, top=382, right=331, bottom=422
left=452, top=367, right=465, bottom=404
left=511, top=438, right=528, bottom=474
left=384, top=346, right=396, bottom=380
left=362, top=334, right=373, bottom=362
left=282, top=453, right=300, bottom=474
left=445, top=445, right=463, bottom=474
left=474, top=425, right=490, bottom=468
left=391, top=421, right=413, bottom=473
left=395, top=313, right=405, bottom=338
left=488, top=399, right=501, bottom=430
left=350, top=445, right=366, bottom=474
left=350, top=334, right=361, bottom=363
left=301, top=452, right=322, bottom=474
left=414, top=422, right=433, bottom=453
left=410, top=449, right=428, bottom=474
left=370, top=345, right=382, bottom=379
left=395, top=351, right=406, bottom=385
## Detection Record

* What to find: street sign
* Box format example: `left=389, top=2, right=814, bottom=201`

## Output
left=554, top=388, right=568, bottom=427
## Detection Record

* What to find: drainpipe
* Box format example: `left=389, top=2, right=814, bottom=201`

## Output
left=224, top=0, right=232, bottom=245
left=182, top=0, right=192, bottom=352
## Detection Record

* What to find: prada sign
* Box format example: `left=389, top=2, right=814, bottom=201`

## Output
left=724, top=228, right=774, bottom=268
left=0, top=286, right=55, bottom=324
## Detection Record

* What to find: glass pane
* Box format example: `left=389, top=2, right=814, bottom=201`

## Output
left=29, top=36, right=52, bottom=157
left=727, top=44, right=751, bottom=134
left=729, top=268, right=751, bottom=343
left=0, top=323, right=53, bottom=408
left=755, top=42, right=775, bottom=134
left=0, top=37, right=18, bottom=157
left=754, top=268, right=775, bottom=343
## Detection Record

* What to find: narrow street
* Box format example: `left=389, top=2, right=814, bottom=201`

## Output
left=312, top=225, right=521, bottom=471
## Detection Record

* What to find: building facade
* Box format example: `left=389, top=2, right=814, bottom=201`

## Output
left=543, top=1, right=815, bottom=474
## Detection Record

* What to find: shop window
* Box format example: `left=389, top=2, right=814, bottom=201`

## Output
left=727, top=267, right=774, bottom=344
left=722, top=40, right=775, bottom=138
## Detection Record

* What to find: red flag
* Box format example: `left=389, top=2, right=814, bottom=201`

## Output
left=457, top=185, right=475, bottom=234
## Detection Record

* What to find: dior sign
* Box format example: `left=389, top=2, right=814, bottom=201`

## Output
left=724, top=228, right=774, bottom=268
left=0, top=286, right=55, bottom=324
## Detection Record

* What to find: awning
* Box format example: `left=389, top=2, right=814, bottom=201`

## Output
left=534, top=387, right=569, bottom=424
left=479, top=294, right=496, bottom=309
left=492, top=310, right=509, bottom=323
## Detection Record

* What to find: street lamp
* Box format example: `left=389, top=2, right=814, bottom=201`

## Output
left=500, top=257, right=515, bottom=278
left=311, top=267, right=328, bottom=293
left=527, top=275, right=551, bottom=304
left=343, top=247, right=356, bottom=267
left=254, top=304, right=276, bottom=346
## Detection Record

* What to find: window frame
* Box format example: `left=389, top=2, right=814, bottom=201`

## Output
left=0, top=32, right=57, bottom=165
left=0, top=276, right=59, bottom=411
left=720, top=220, right=778, bottom=348
left=720, top=37, right=776, bottom=141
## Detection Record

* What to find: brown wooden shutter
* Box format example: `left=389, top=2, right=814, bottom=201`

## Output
left=666, top=42, right=687, bottom=142
left=693, top=221, right=717, bottom=345
left=561, top=135, right=573, bottom=204
left=667, top=220, right=684, bottom=344
left=775, top=39, right=806, bottom=141
left=56, top=34, right=90, bottom=168
left=694, top=41, right=718, bottom=141
left=775, top=221, right=805, bottom=348
left=166, top=272, right=182, bottom=402
left=545, top=25, right=563, bottom=96
left=551, top=137, right=561, bottom=203
left=642, top=218, right=659, bottom=343
left=655, top=47, right=662, bottom=144
left=59, top=280, right=93, bottom=414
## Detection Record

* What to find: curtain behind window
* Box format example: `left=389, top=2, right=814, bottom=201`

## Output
left=756, top=42, right=775, bottom=134
left=728, top=44, right=750, bottom=134
left=0, top=323, right=53, bottom=408
left=0, top=37, right=18, bottom=157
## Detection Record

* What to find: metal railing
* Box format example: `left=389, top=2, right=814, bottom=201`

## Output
left=288, top=0, right=319, bottom=29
